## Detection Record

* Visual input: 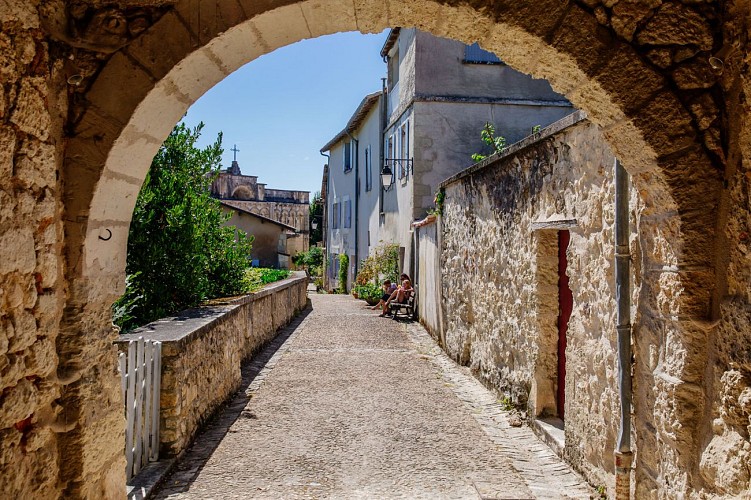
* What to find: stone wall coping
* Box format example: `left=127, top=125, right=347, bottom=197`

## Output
left=439, top=110, right=588, bottom=189
left=115, top=271, right=307, bottom=349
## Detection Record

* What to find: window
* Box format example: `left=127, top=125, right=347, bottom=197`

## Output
left=365, top=146, right=372, bottom=192
left=332, top=202, right=340, bottom=229
left=343, top=141, right=352, bottom=172
left=399, top=122, right=409, bottom=179
left=463, top=43, right=503, bottom=64
left=387, top=47, right=399, bottom=90
left=344, top=200, right=352, bottom=228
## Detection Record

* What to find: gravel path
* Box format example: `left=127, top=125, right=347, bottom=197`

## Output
left=154, top=294, right=592, bottom=499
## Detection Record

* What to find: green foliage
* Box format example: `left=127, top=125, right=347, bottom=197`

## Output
left=114, top=122, right=254, bottom=332
left=499, top=395, right=514, bottom=411
left=427, top=188, right=446, bottom=216
left=309, top=191, right=324, bottom=246
left=352, top=282, right=382, bottom=304
left=337, top=254, right=349, bottom=293
left=471, top=122, right=507, bottom=163
left=531, top=124, right=542, bottom=134
left=292, top=246, right=323, bottom=276
left=242, top=268, right=291, bottom=292
left=355, top=243, right=399, bottom=286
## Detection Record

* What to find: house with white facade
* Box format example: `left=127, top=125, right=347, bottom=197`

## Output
left=320, top=28, right=575, bottom=291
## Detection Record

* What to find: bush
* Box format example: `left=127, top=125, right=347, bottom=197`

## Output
left=355, top=243, right=399, bottom=286
left=113, top=123, right=253, bottom=332
left=292, top=246, right=323, bottom=276
left=242, top=268, right=291, bottom=292
left=338, top=254, right=349, bottom=293
left=352, top=282, right=382, bottom=304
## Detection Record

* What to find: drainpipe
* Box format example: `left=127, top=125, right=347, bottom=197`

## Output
left=320, top=151, right=329, bottom=287
left=379, top=77, right=387, bottom=215
left=614, top=158, right=633, bottom=499
left=345, top=130, right=359, bottom=279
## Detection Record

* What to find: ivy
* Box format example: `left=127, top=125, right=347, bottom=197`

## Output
left=338, top=253, right=350, bottom=294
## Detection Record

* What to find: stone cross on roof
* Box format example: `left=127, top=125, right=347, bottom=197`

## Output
left=231, top=144, right=240, bottom=161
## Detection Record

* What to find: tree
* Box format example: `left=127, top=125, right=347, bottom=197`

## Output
left=309, top=191, right=324, bottom=246
left=113, top=123, right=253, bottom=331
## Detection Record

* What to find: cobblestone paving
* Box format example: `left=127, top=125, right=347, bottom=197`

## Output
left=154, top=294, right=593, bottom=499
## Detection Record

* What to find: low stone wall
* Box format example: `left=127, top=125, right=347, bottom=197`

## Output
left=116, top=272, right=308, bottom=457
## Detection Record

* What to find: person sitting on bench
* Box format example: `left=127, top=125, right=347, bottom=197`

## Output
left=381, top=274, right=413, bottom=316
left=371, top=279, right=397, bottom=312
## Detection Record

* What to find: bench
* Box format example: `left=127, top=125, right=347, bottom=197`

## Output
left=389, top=292, right=416, bottom=320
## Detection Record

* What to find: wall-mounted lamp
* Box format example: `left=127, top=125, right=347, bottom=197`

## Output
left=381, top=164, right=395, bottom=191
left=311, top=219, right=318, bottom=230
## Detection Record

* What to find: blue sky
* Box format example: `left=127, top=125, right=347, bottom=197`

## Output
left=182, top=30, right=389, bottom=196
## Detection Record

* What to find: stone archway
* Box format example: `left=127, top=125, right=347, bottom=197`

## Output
left=5, top=0, right=747, bottom=497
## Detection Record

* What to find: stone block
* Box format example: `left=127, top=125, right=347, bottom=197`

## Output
left=301, top=0, right=357, bottom=38
left=246, top=4, right=311, bottom=53
left=10, top=78, right=50, bottom=142
left=636, top=3, right=713, bottom=50
left=85, top=52, right=155, bottom=125
left=173, top=0, right=247, bottom=46
left=125, top=11, right=194, bottom=81
left=628, top=91, right=697, bottom=158
left=551, top=6, right=617, bottom=77
left=0, top=227, right=35, bottom=274
left=0, top=126, right=16, bottom=179
left=352, top=0, right=388, bottom=33
left=202, top=22, right=266, bottom=76
left=0, top=378, right=38, bottom=429
left=591, top=45, right=666, bottom=115
left=14, top=139, right=56, bottom=190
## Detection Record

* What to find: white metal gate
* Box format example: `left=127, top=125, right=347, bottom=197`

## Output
left=118, top=337, right=162, bottom=480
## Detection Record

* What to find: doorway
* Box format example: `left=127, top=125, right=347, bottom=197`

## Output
left=557, top=230, right=572, bottom=420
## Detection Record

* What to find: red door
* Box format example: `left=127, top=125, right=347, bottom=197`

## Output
left=557, top=230, right=572, bottom=420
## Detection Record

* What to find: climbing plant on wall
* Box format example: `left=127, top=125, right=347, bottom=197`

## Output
left=113, top=122, right=254, bottom=332
left=338, top=253, right=350, bottom=294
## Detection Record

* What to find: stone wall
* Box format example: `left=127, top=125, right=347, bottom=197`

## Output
left=440, top=113, right=635, bottom=494
left=116, top=273, right=307, bottom=457
left=1, top=0, right=748, bottom=497
left=0, top=3, right=67, bottom=498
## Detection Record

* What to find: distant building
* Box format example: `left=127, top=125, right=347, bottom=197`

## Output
left=320, top=28, right=574, bottom=291
left=210, top=155, right=310, bottom=259
left=219, top=201, right=296, bottom=269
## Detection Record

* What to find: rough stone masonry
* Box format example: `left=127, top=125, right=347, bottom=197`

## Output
left=1, top=0, right=751, bottom=498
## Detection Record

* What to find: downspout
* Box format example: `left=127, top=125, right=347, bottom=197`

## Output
left=320, top=151, right=330, bottom=287
left=379, top=77, right=387, bottom=215
left=345, top=130, right=359, bottom=280
left=614, top=158, right=633, bottom=499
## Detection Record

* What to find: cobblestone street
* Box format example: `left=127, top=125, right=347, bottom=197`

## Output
left=154, top=294, right=592, bottom=499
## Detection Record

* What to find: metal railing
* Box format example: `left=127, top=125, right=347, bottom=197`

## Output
left=383, top=158, right=413, bottom=180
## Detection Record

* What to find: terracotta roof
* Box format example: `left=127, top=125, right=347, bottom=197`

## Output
left=219, top=200, right=298, bottom=232
left=320, top=92, right=382, bottom=152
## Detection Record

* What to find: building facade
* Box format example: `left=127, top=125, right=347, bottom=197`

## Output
left=321, top=28, right=574, bottom=290
left=219, top=201, right=295, bottom=269
left=211, top=159, right=310, bottom=259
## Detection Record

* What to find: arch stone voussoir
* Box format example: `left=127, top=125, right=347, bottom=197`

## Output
left=44, top=0, right=735, bottom=498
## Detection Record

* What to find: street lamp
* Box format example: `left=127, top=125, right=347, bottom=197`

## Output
left=311, top=219, right=318, bottom=230
left=381, top=164, right=395, bottom=191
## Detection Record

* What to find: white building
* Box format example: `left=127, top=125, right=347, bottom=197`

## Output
left=320, top=28, right=574, bottom=291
